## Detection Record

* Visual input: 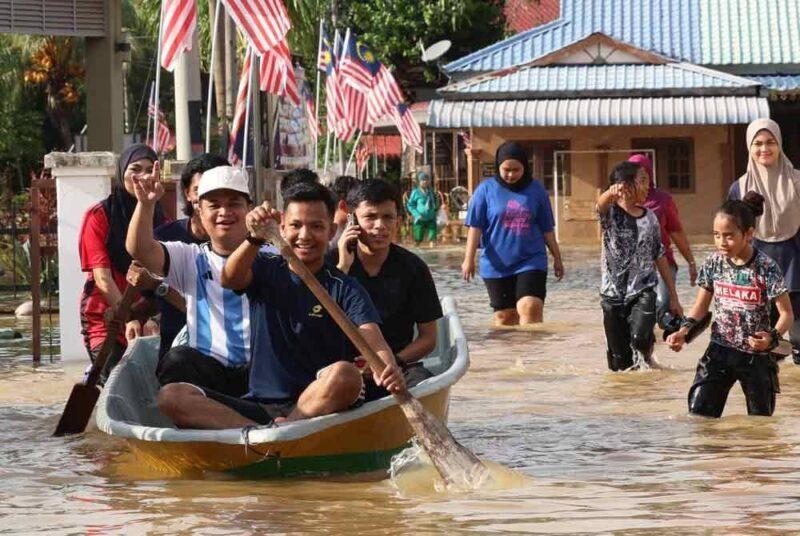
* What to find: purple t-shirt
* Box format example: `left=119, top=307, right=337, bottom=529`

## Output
left=465, top=178, right=555, bottom=279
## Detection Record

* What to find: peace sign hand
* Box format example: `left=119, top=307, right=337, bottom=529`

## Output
left=132, top=160, right=165, bottom=206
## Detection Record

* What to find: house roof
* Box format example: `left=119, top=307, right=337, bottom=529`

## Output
left=747, top=75, right=800, bottom=94
left=427, top=96, right=769, bottom=128
left=444, top=0, right=800, bottom=74
left=439, top=62, right=762, bottom=99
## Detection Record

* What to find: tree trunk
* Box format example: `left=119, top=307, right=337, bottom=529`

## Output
left=208, top=0, right=227, bottom=139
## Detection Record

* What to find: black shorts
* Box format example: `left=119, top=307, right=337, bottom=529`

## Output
left=200, top=387, right=295, bottom=425
left=483, top=269, right=547, bottom=311
left=157, top=345, right=248, bottom=397
left=688, top=342, right=780, bottom=418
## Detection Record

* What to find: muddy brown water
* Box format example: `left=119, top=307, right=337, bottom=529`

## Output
left=3, top=246, right=800, bottom=534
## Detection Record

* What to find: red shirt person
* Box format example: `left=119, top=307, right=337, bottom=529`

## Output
left=78, top=143, right=166, bottom=382
left=628, top=154, right=697, bottom=327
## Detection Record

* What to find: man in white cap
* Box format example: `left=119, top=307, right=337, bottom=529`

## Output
left=127, top=164, right=258, bottom=400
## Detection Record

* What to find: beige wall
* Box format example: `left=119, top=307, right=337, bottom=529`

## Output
left=469, top=125, right=733, bottom=244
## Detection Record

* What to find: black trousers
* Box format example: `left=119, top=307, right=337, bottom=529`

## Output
left=688, top=343, right=780, bottom=418
left=601, top=289, right=656, bottom=371
left=156, top=345, right=249, bottom=397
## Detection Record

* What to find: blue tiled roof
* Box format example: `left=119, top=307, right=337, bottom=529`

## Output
left=445, top=0, right=800, bottom=74
left=747, top=75, right=800, bottom=92
left=440, top=63, right=760, bottom=97
left=427, top=96, right=770, bottom=128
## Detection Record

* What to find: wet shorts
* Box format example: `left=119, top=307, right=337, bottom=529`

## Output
left=483, top=269, right=547, bottom=311
left=688, top=342, right=780, bottom=418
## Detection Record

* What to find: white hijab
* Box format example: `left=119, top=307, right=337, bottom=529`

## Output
left=738, top=118, right=800, bottom=242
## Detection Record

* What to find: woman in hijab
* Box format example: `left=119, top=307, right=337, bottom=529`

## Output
left=462, top=141, right=564, bottom=325
left=729, top=118, right=800, bottom=362
left=406, top=171, right=439, bottom=247
left=78, top=143, right=166, bottom=381
left=628, top=153, right=697, bottom=329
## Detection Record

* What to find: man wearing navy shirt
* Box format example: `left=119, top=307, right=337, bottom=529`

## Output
left=155, top=180, right=405, bottom=428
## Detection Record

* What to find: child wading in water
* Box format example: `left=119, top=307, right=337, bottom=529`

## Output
left=598, top=162, right=683, bottom=370
left=667, top=194, right=792, bottom=417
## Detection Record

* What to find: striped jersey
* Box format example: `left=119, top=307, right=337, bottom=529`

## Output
left=162, top=241, right=250, bottom=368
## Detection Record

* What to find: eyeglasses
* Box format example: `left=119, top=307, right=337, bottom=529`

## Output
left=752, top=140, right=778, bottom=149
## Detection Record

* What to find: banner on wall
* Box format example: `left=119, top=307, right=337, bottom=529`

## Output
left=275, top=66, right=314, bottom=170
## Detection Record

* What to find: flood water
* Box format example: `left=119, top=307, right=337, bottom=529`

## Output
left=4, top=246, right=800, bottom=534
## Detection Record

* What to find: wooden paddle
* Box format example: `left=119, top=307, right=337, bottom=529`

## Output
left=262, top=223, right=489, bottom=489
left=53, top=285, right=137, bottom=436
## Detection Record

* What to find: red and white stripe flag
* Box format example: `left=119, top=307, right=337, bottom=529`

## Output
left=393, top=104, right=421, bottom=153
left=367, top=65, right=405, bottom=124
left=355, top=140, right=370, bottom=172
left=148, top=103, right=176, bottom=154
left=221, top=0, right=291, bottom=56
left=342, top=84, right=369, bottom=134
left=300, top=81, right=319, bottom=139
left=259, top=40, right=300, bottom=107
left=228, top=48, right=252, bottom=165
left=160, top=0, right=197, bottom=72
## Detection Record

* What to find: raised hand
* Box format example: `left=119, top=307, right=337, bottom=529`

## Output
left=132, top=160, right=164, bottom=205
left=246, top=201, right=281, bottom=241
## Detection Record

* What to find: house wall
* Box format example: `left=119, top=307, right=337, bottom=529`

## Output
left=467, top=124, right=733, bottom=244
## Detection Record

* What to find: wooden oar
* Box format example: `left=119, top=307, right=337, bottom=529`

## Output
left=263, top=224, right=489, bottom=488
left=53, top=285, right=137, bottom=436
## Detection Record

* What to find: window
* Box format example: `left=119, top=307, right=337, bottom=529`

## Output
left=631, top=137, right=695, bottom=193
left=519, top=140, right=571, bottom=195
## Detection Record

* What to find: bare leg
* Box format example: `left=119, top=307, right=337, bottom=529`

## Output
left=157, top=383, right=256, bottom=429
left=284, top=361, right=363, bottom=422
left=517, top=296, right=544, bottom=324
left=494, top=308, right=519, bottom=326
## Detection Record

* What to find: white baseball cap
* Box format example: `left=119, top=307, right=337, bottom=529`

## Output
left=197, top=166, right=251, bottom=200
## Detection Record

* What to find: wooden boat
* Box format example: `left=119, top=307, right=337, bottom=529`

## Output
left=95, top=297, right=469, bottom=478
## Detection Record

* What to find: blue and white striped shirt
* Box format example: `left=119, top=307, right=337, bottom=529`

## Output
left=163, top=242, right=250, bottom=368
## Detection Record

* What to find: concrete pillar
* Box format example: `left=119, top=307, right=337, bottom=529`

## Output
left=45, top=152, right=116, bottom=362
left=85, top=1, right=125, bottom=152
left=465, top=148, right=480, bottom=194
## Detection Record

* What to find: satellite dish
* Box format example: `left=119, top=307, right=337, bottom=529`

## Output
left=421, top=40, right=451, bottom=63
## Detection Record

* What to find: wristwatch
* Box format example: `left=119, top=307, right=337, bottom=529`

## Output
left=245, top=232, right=266, bottom=246
left=154, top=281, right=169, bottom=297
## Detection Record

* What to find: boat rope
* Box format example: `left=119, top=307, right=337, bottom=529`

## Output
left=241, top=425, right=282, bottom=468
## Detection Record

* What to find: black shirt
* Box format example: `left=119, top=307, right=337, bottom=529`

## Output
left=154, top=218, right=205, bottom=358
left=348, top=244, right=443, bottom=354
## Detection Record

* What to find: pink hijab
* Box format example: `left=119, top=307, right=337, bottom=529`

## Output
left=738, top=118, right=800, bottom=242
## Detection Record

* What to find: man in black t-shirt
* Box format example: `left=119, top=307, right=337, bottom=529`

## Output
left=336, top=179, right=443, bottom=391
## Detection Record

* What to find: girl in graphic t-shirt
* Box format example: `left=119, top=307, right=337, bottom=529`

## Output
left=667, top=193, right=793, bottom=417
left=461, top=141, right=564, bottom=326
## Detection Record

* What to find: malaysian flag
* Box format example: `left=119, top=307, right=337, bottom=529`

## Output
left=148, top=101, right=176, bottom=154
left=300, top=80, right=319, bottom=139
left=259, top=40, right=300, bottom=107
left=321, top=30, right=355, bottom=142
left=393, top=103, right=421, bottom=153
left=160, top=0, right=197, bottom=72
left=220, top=0, right=291, bottom=56
left=228, top=48, right=252, bottom=165
left=367, top=64, right=404, bottom=124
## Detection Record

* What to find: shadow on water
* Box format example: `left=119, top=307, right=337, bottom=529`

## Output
left=4, top=246, right=800, bottom=533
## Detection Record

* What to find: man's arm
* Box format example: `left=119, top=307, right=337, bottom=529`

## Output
left=655, top=255, right=683, bottom=317
left=126, top=161, right=166, bottom=274
left=359, top=322, right=405, bottom=393
left=597, top=183, right=626, bottom=214
left=220, top=201, right=281, bottom=291
left=397, top=320, right=437, bottom=364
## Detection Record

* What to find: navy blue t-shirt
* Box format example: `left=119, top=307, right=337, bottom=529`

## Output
left=245, top=253, right=381, bottom=401
left=154, top=218, right=204, bottom=357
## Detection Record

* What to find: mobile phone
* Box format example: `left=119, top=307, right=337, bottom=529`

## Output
left=346, top=213, right=358, bottom=253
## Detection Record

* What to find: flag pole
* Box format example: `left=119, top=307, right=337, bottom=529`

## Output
left=146, top=83, right=154, bottom=145
left=153, top=1, right=166, bottom=154
left=323, top=131, right=332, bottom=176
left=345, top=130, right=362, bottom=175
left=205, top=0, right=222, bottom=152
left=314, top=19, right=324, bottom=170
left=242, top=48, right=254, bottom=169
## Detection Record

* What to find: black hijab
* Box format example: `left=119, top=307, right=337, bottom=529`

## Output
left=101, top=144, right=166, bottom=274
left=494, top=141, right=533, bottom=192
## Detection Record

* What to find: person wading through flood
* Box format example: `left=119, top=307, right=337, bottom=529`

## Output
left=597, top=161, right=682, bottom=371
left=628, top=154, right=698, bottom=330
left=406, top=171, right=439, bottom=248
left=461, top=141, right=564, bottom=325
left=78, top=143, right=166, bottom=383
left=728, top=118, right=800, bottom=364
left=667, top=194, right=792, bottom=417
